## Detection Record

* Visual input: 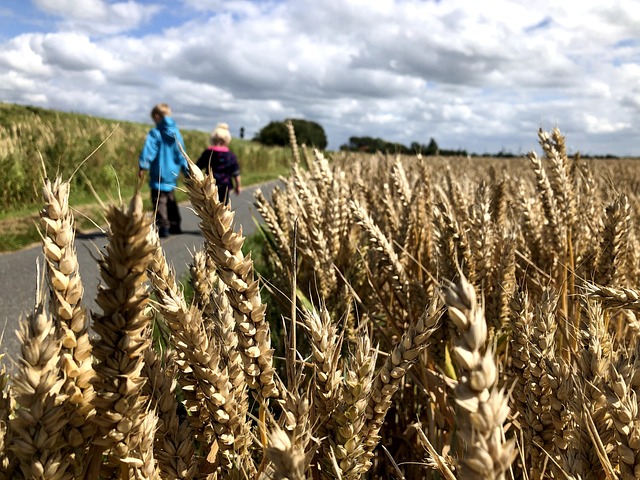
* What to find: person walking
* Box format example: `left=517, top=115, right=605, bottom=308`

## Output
left=196, top=122, right=241, bottom=203
left=138, top=103, right=189, bottom=237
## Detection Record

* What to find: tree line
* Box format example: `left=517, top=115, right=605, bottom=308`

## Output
left=253, top=118, right=471, bottom=156
left=254, top=119, right=625, bottom=159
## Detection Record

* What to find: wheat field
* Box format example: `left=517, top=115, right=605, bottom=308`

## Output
left=1, top=127, right=640, bottom=479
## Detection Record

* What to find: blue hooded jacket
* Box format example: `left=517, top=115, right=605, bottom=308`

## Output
left=138, top=117, right=189, bottom=191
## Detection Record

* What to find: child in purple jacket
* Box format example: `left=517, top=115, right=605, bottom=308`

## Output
left=196, top=123, right=241, bottom=204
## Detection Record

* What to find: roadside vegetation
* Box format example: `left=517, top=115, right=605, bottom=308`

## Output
left=0, top=102, right=291, bottom=251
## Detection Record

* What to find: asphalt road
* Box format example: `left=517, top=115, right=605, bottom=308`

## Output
left=0, top=181, right=277, bottom=366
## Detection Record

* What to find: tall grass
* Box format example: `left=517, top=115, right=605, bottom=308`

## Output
left=0, top=102, right=290, bottom=215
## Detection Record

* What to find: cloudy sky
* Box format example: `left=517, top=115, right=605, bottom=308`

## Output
left=1, top=0, right=640, bottom=156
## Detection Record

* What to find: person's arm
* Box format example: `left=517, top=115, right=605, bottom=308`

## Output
left=138, top=130, right=159, bottom=176
left=231, top=152, right=241, bottom=194
left=196, top=149, right=212, bottom=174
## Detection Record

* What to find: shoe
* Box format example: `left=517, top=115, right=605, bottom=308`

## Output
left=159, top=227, right=169, bottom=238
left=169, top=226, right=183, bottom=235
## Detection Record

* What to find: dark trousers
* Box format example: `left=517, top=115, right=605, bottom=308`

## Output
left=218, top=184, right=230, bottom=204
left=151, top=189, right=181, bottom=232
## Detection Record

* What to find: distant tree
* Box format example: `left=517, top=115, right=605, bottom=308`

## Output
left=254, top=118, right=327, bottom=149
left=340, top=136, right=410, bottom=154
left=425, top=138, right=439, bottom=156
left=254, top=121, right=288, bottom=146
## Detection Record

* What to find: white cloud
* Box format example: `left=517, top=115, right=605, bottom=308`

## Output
left=584, top=114, right=630, bottom=134
left=0, top=0, right=639, bottom=155
left=33, top=0, right=162, bottom=35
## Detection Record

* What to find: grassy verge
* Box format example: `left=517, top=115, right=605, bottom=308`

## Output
left=0, top=102, right=294, bottom=252
left=0, top=165, right=290, bottom=252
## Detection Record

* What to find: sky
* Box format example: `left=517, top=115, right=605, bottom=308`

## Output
left=1, top=0, right=640, bottom=156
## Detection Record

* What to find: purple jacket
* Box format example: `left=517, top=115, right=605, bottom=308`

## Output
left=196, top=146, right=240, bottom=187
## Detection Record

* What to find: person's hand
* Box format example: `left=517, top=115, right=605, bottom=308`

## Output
left=234, top=186, right=241, bottom=195
left=138, top=168, right=145, bottom=179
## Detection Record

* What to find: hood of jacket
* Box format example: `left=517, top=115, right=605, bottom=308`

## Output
left=156, top=116, right=180, bottom=141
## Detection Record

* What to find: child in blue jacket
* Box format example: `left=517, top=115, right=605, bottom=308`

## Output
left=138, top=103, right=189, bottom=237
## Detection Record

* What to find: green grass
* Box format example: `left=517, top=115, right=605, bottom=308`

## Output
left=0, top=102, right=294, bottom=251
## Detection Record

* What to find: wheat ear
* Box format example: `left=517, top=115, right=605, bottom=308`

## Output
left=528, top=150, right=564, bottom=261
left=88, top=191, right=155, bottom=476
left=443, top=274, right=516, bottom=479
left=185, top=160, right=278, bottom=400
left=330, top=332, right=378, bottom=479
left=302, top=303, right=343, bottom=449
left=264, top=422, right=309, bottom=480
left=147, top=230, right=253, bottom=476
left=142, top=348, right=197, bottom=479
left=40, top=177, right=96, bottom=452
left=291, top=161, right=338, bottom=299
left=603, top=357, right=640, bottom=479
left=146, top=227, right=209, bottom=447
left=350, top=199, right=408, bottom=295
left=286, top=120, right=301, bottom=165
left=362, top=298, right=442, bottom=472
left=254, top=188, right=292, bottom=269
left=189, top=248, right=218, bottom=313
left=0, top=355, right=11, bottom=478
left=595, top=194, right=631, bottom=286
left=10, top=294, right=70, bottom=479
left=433, top=197, right=475, bottom=284
left=584, top=282, right=640, bottom=311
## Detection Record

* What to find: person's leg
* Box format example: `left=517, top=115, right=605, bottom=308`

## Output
left=152, top=189, right=170, bottom=237
left=218, top=185, right=229, bottom=204
left=167, top=190, right=182, bottom=234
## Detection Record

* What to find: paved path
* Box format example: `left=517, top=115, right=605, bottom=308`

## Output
left=0, top=181, right=277, bottom=365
